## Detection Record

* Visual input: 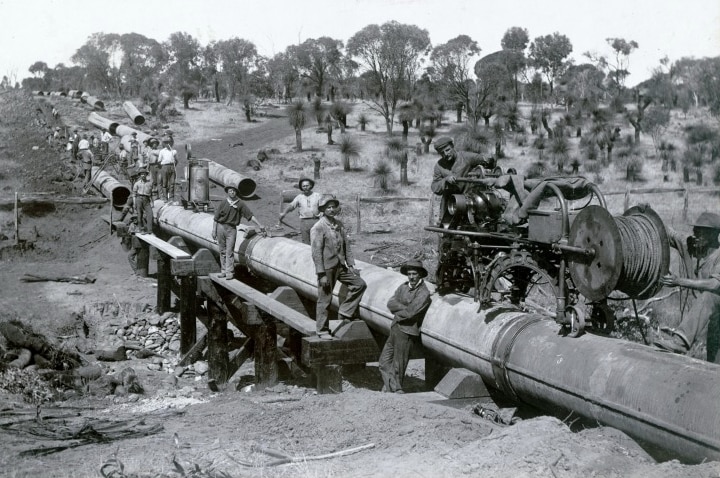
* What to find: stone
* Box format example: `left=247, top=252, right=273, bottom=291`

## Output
left=168, top=341, right=181, bottom=352
left=147, top=364, right=162, bottom=371
left=173, top=366, right=186, bottom=377
left=148, top=326, right=159, bottom=334
left=152, top=357, right=164, bottom=365
left=193, top=361, right=209, bottom=375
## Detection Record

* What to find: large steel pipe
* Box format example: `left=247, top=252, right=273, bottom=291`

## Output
left=83, top=95, right=105, bottom=111
left=115, top=124, right=152, bottom=144
left=207, top=160, right=256, bottom=197
left=91, top=167, right=130, bottom=209
left=153, top=203, right=720, bottom=463
left=88, top=112, right=119, bottom=135
left=122, top=101, right=145, bottom=126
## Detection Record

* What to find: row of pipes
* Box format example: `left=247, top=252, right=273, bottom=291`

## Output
left=148, top=198, right=720, bottom=464
left=72, top=94, right=720, bottom=464
left=34, top=89, right=105, bottom=111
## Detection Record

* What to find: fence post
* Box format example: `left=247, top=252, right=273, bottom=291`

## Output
left=14, top=191, right=19, bottom=246
left=683, top=189, right=689, bottom=221
left=356, top=194, right=361, bottom=234
left=624, top=188, right=630, bottom=212
left=428, top=195, right=435, bottom=225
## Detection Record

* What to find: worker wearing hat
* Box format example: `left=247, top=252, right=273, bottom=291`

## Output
left=379, top=260, right=432, bottom=393
left=310, top=194, right=367, bottom=340
left=212, top=185, right=265, bottom=281
left=157, top=139, right=177, bottom=201
left=279, top=177, right=322, bottom=244
left=132, top=168, right=153, bottom=233
left=654, top=212, right=720, bottom=362
left=430, top=136, right=496, bottom=196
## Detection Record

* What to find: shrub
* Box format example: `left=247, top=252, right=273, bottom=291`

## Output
left=372, top=160, right=393, bottom=191
left=525, top=161, right=548, bottom=179
left=339, top=134, right=361, bottom=171
left=385, top=137, right=406, bottom=164
left=358, top=114, right=369, bottom=131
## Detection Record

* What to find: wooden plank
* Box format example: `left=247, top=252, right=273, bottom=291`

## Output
left=209, top=274, right=315, bottom=336
left=178, top=332, right=207, bottom=366
left=359, top=196, right=430, bottom=203
left=136, top=233, right=192, bottom=259
left=228, top=337, right=254, bottom=379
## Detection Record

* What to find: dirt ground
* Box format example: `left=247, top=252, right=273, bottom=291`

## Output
left=0, top=90, right=718, bottom=478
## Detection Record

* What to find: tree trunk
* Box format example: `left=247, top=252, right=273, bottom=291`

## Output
left=295, top=129, right=303, bottom=152
left=183, top=93, right=191, bottom=109
left=385, top=118, right=393, bottom=135
left=683, top=165, right=690, bottom=182
left=483, top=115, right=491, bottom=127
left=326, top=123, right=334, bottom=145
left=456, top=103, right=463, bottom=123
left=214, top=79, right=220, bottom=103
left=696, top=169, right=703, bottom=185
left=400, top=152, right=408, bottom=186
left=360, top=123, right=366, bottom=132
left=343, top=154, right=350, bottom=172
left=244, top=104, right=252, bottom=122
left=313, top=157, right=321, bottom=179
left=402, top=121, right=409, bottom=142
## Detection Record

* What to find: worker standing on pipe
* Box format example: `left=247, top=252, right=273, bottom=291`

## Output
left=279, top=177, right=322, bottom=244
left=158, top=139, right=178, bottom=202
left=379, top=260, right=431, bottom=393
left=655, top=212, right=720, bottom=362
left=100, top=128, right=112, bottom=154
left=311, top=195, right=367, bottom=340
left=212, top=185, right=265, bottom=281
left=132, top=169, right=153, bottom=233
left=146, top=141, right=161, bottom=199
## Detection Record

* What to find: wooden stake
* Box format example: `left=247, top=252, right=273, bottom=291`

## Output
left=14, top=191, right=19, bottom=246
left=356, top=194, right=361, bottom=234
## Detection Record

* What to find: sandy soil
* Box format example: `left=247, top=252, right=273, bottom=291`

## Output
left=0, top=91, right=718, bottom=478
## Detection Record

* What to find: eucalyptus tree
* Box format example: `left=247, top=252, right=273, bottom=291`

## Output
left=71, top=33, right=121, bottom=94
left=117, top=33, right=166, bottom=97
left=430, top=35, right=481, bottom=123
left=164, top=31, right=203, bottom=109
left=529, top=32, right=573, bottom=98
left=290, top=37, right=344, bottom=99
left=215, top=37, right=261, bottom=120
left=347, top=21, right=431, bottom=135
left=268, top=51, right=300, bottom=102
left=500, top=26, right=529, bottom=103
left=585, top=38, right=638, bottom=92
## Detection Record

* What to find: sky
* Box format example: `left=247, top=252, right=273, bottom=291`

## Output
left=1, top=0, right=719, bottom=87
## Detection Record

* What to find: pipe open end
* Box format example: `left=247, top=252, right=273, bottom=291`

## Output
left=237, top=178, right=257, bottom=198
left=112, top=187, right=131, bottom=211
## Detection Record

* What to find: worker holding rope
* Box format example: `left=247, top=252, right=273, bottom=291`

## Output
left=654, top=212, right=720, bottom=363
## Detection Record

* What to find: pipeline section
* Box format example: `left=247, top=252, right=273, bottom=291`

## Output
left=88, top=112, right=119, bottom=135
left=207, top=160, right=256, bottom=197
left=151, top=202, right=720, bottom=463
left=122, top=101, right=145, bottom=126
left=91, top=167, right=130, bottom=210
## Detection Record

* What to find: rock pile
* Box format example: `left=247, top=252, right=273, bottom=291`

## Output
left=114, top=311, right=182, bottom=356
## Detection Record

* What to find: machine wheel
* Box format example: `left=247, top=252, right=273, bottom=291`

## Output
left=480, top=251, right=562, bottom=315
left=565, top=305, right=586, bottom=337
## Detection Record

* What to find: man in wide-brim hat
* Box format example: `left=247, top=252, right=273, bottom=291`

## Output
left=212, top=184, right=265, bottom=281
left=279, top=176, right=322, bottom=244
left=379, top=260, right=432, bottom=393
left=310, top=194, right=367, bottom=340
left=655, top=211, right=720, bottom=363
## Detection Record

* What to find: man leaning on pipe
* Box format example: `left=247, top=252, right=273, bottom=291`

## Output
left=653, top=211, right=720, bottom=363
left=379, top=260, right=431, bottom=393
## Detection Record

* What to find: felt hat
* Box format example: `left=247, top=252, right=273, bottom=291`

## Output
left=298, top=177, right=315, bottom=189
left=318, top=194, right=339, bottom=210
left=691, top=212, right=720, bottom=229
left=224, top=185, right=239, bottom=194
left=400, top=260, right=428, bottom=278
left=137, top=168, right=149, bottom=176
left=434, top=136, right=453, bottom=151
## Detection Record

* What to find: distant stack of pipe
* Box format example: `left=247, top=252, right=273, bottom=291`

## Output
left=123, top=101, right=145, bottom=126
left=151, top=201, right=720, bottom=463
left=90, top=166, right=130, bottom=209
left=207, top=160, right=256, bottom=197
left=68, top=90, right=83, bottom=99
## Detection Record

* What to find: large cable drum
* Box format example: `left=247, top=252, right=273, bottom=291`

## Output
left=568, top=204, right=669, bottom=301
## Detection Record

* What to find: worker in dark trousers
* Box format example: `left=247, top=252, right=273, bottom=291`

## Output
left=212, top=185, right=265, bottom=280
left=379, top=260, right=431, bottom=393
left=132, top=168, right=153, bottom=233
left=310, top=194, right=367, bottom=340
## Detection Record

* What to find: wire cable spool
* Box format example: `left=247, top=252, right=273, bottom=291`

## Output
left=568, top=204, right=669, bottom=302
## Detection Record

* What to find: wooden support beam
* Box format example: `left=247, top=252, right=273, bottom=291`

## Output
left=193, top=248, right=220, bottom=276
left=179, top=275, right=197, bottom=355
left=254, top=319, right=278, bottom=390
left=314, top=365, right=342, bottom=394
left=136, top=233, right=191, bottom=260
left=207, top=301, right=229, bottom=383
left=209, top=274, right=315, bottom=336
left=157, top=255, right=172, bottom=314
left=228, top=337, right=254, bottom=380
left=301, top=334, right=379, bottom=367
left=136, top=242, right=149, bottom=278
left=178, top=332, right=207, bottom=367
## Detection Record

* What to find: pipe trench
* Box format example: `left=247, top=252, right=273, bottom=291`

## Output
left=151, top=202, right=720, bottom=463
